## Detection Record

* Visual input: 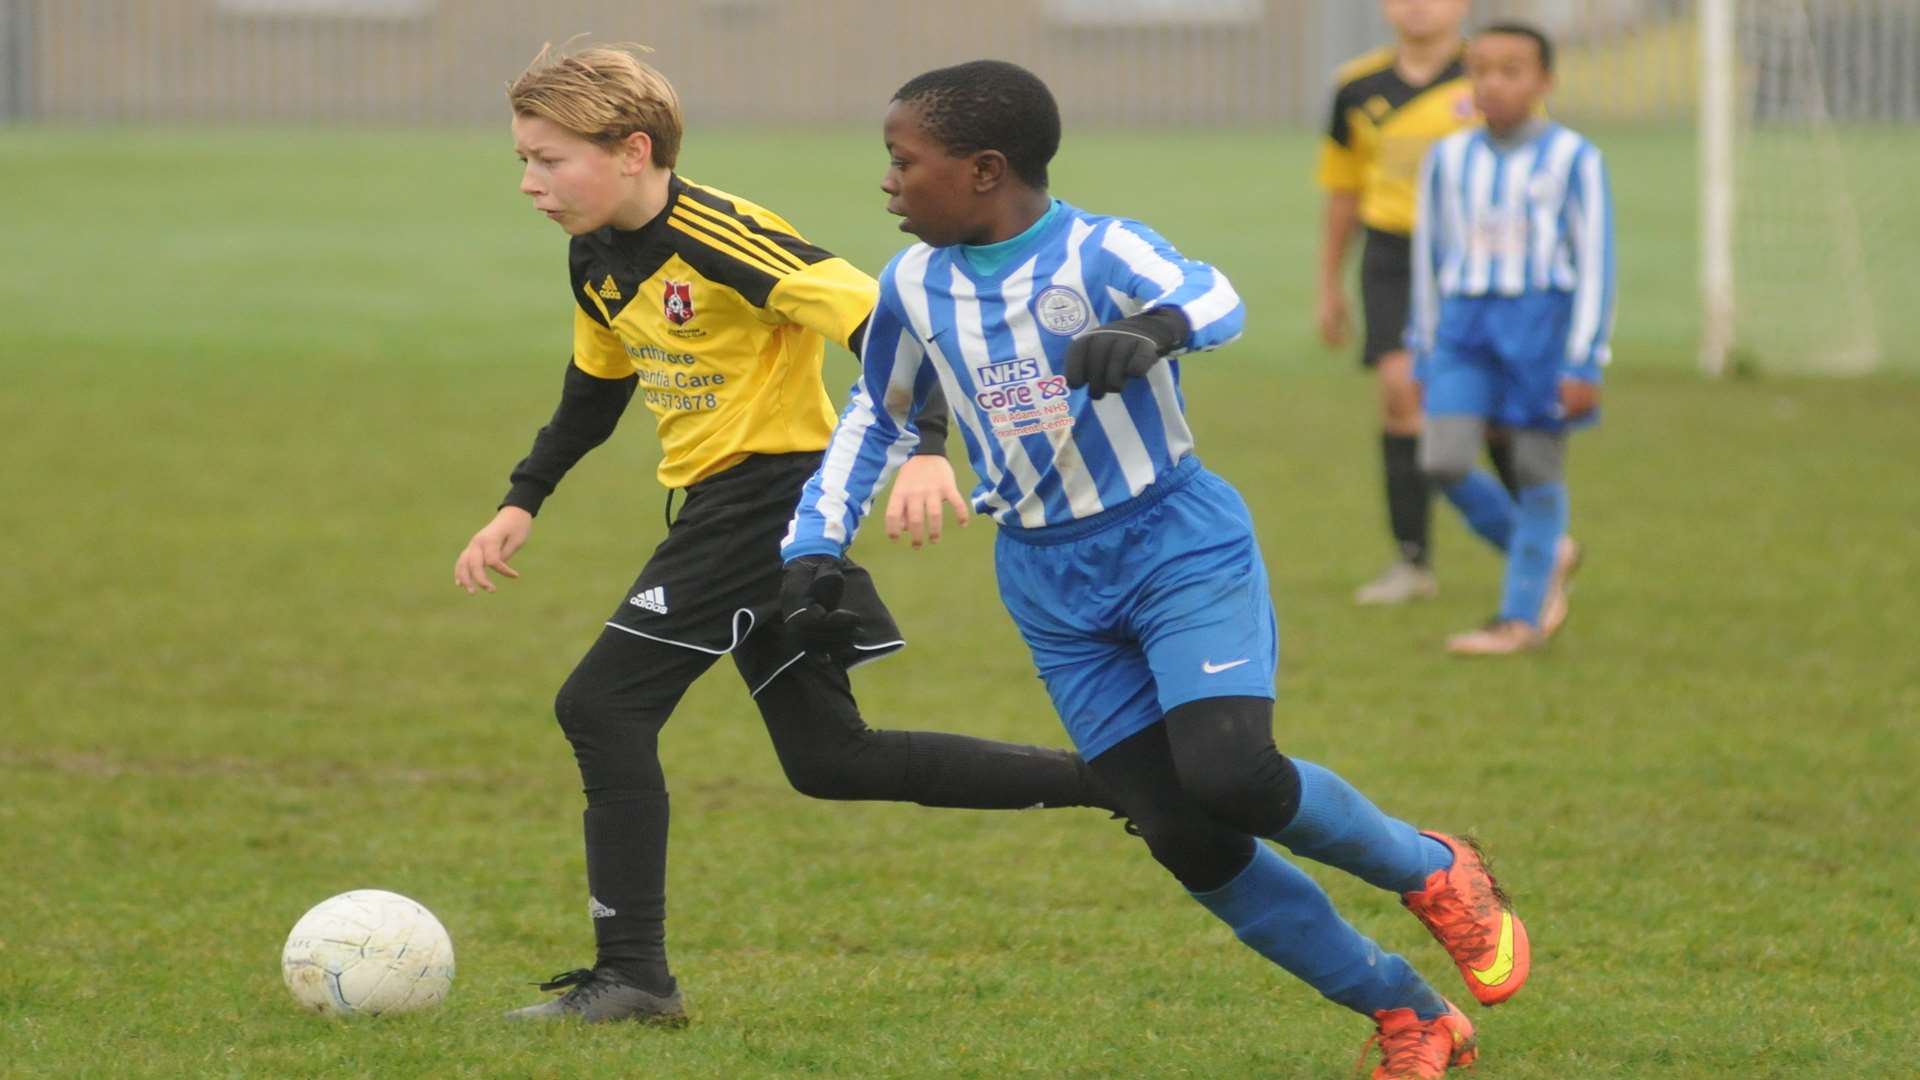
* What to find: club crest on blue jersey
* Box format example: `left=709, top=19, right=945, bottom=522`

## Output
left=1035, top=285, right=1091, bottom=336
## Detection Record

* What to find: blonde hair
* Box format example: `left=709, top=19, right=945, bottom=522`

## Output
left=508, top=42, right=683, bottom=168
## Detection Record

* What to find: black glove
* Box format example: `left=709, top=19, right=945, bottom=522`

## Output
left=780, top=555, right=863, bottom=658
left=1063, top=307, right=1192, bottom=400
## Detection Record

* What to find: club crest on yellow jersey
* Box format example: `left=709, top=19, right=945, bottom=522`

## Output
left=663, top=280, right=694, bottom=325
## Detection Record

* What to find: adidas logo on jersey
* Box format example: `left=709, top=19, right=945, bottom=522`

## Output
left=628, top=585, right=668, bottom=614
left=588, top=896, right=617, bottom=919
left=597, top=274, right=622, bottom=300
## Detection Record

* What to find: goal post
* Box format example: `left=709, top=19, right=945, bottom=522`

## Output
left=1698, top=0, right=1914, bottom=378
left=1700, top=0, right=1736, bottom=378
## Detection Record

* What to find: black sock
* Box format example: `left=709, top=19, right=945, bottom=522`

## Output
left=1383, top=432, right=1431, bottom=566
left=583, top=795, right=676, bottom=996
left=1486, top=437, right=1522, bottom=496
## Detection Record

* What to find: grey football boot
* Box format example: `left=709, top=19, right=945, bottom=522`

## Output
left=505, top=968, right=689, bottom=1025
left=1354, top=560, right=1440, bottom=605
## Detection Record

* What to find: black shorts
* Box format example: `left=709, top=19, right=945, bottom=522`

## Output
left=1359, top=227, right=1413, bottom=367
left=603, top=451, right=904, bottom=696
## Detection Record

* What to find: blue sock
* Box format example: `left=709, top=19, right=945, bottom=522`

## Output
left=1441, top=469, right=1516, bottom=551
left=1500, top=482, right=1569, bottom=626
left=1275, top=760, right=1452, bottom=894
left=1191, top=844, right=1449, bottom=1020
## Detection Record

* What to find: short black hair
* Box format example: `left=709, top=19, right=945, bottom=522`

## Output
left=1478, top=21, right=1555, bottom=73
left=892, top=60, right=1061, bottom=189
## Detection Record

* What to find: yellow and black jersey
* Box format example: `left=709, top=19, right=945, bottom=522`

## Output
left=567, top=175, right=877, bottom=489
left=1317, top=47, right=1477, bottom=236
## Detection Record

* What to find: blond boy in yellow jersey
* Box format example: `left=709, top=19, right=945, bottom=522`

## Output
left=451, top=44, right=1116, bottom=1024
left=1317, top=0, right=1521, bottom=605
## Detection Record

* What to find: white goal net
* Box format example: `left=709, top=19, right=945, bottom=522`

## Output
left=1702, top=0, right=1920, bottom=376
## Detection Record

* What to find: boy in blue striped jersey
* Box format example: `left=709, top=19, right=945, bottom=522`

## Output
left=780, top=61, right=1527, bottom=1078
left=1410, top=23, right=1613, bottom=656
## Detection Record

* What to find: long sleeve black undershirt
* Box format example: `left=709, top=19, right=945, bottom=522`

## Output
left=911, top=385, right=950, bottom=459
left=500, top=362, right=637, bottom=516
left=498, top=360, right=951, bottom=514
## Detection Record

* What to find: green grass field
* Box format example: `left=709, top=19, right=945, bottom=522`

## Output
left=4, top=127, right=1918, bottom=1078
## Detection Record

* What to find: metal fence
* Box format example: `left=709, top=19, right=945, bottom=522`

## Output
left=0, top=0, right=1914, bottom=128
left=1742, top=0, right=1920, bottom=122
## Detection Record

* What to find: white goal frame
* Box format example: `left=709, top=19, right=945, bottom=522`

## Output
left=1699, top=0, right=1886, bottom=377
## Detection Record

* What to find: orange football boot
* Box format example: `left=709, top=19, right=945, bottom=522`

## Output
left=1401, top=832, right=1531, bottom=1006
left=1359, top=1000, right=1478, bottom=1079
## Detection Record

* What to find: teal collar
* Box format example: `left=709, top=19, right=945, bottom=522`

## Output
left=958, top=200, right=1063, bottom=277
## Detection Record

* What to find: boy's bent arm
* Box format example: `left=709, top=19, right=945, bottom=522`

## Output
left=1406, top=147, right=1444, bottom=363
left=1096, top=219, right=1246, bottom=353
left=1063, top=220, right=1246, bottom=398
left=1318, top=190, right=1361, bottom=346
left=1563, top=144, right=1616, bottom=383
left=1315, top=86, right=1364, bottom=346
left=456, top=350, right=635, bottom=595
left=500, top=291, right=639, bottom=516
left=760, top=247, right=951, bottom=461
left=782, top=286, right=933, bottom=561
left=500, top=359, right=638, bottom=515
left=766, top=255, right=881, bottom=355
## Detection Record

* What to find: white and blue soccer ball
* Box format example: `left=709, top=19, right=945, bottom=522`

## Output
left=281, top=889, right=454, bottom=1016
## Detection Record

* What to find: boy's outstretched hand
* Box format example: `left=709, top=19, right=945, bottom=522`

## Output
left=454, top=506, right=533, bottom=594
left=1316, top=287, right=1351, bottom=348
left=885, top=453, right=970, bottom=548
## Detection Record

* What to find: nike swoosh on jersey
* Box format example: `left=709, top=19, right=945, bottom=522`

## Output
left=1201, top=658, right=1252, bottom=674
left=1469, top=912, right=1516, bottom=986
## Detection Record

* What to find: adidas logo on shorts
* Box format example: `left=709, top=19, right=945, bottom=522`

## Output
left=628, top=585, right=669, bottom=614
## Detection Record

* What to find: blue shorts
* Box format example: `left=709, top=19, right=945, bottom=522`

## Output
left=993, top=457, right=1279, bottom=761
left=1421, top=293, right=1594, bottom=431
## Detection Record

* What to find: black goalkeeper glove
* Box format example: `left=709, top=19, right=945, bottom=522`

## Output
left=1063, top=307, right=1192, bottom=400
left=780, top=555, right=863, bottom=659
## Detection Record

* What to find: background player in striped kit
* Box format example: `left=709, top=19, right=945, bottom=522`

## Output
left=1409, top=23, right=1612, bottom=655
left=1317, top=0, right=1523, bottom=606
left=781, top=60, right=1528, bottom=1079
left=452, top=44, right=1122, bottom=1026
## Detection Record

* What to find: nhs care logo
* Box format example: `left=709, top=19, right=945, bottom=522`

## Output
left=972, top=357, right=1069, bottom=411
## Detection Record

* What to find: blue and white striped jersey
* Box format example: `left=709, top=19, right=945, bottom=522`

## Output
left=782, top=200, right=1244, bottom=558
left=1407, top=122, right=1616, bottom=378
